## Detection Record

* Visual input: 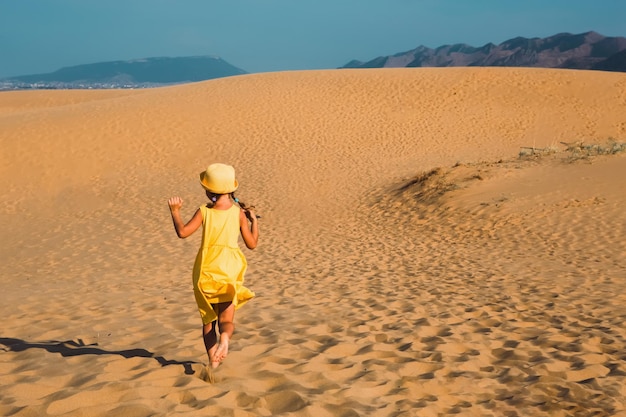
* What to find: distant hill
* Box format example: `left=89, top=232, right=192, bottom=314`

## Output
left=342, top=31, right=626, bottom=72
left=0, top=56, right=248, bottom=90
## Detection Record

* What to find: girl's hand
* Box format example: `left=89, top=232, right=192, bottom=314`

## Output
left=168, top=196, right=183, bottom=211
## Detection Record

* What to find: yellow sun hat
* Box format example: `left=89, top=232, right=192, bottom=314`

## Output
left=199, top=163, right=239, bottom=194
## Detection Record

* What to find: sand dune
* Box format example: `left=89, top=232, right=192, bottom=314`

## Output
left=1, top=67, right=626, bottom=416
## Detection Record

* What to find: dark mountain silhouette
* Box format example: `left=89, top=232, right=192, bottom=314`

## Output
left=592, top=49, right=626, bottom=72
left=342, top=31, right=626, bottom=73
left=1, top=56, right=247, bottom=89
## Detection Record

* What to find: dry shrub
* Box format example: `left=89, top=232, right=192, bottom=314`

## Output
left=519, top=139, right=626, bottom=162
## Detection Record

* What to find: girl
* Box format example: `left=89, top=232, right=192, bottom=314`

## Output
left=168, top=163, right=258, bottom=369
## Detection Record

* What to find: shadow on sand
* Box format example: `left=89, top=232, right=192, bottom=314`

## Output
left=0, top=337, right=199, bottom=375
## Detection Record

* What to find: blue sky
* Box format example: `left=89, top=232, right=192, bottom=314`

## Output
left=1, top=0, right=625, bottom=78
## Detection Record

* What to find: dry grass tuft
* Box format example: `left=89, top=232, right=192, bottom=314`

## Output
left=519, top=139, right=626, bottom=161
left=396, top=168, right=458, bottom=204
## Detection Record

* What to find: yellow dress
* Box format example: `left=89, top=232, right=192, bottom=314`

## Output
left=192, top=204, right=255, bottom=324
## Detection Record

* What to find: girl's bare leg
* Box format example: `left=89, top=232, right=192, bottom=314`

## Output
left=214, top=302, right=235, bottom=363
left=202, top=321, right=220, bottom=368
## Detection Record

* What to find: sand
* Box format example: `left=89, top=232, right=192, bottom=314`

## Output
left=1, top=67, right=626, bottom=416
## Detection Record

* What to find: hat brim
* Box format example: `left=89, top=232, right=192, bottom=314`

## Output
left=199, top=171, right=239, bottom=194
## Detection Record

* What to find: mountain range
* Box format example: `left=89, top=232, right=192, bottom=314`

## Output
left=342, top=31, right=626, bottom=72
left=3, top=31, right=626, bottom=91
left=0, top=56, right=247, bottom=90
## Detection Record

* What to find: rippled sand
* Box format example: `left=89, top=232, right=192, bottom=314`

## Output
left=1, top=67, right=626, bottom=416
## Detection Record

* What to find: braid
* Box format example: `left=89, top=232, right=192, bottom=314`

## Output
left=231, top=192, right=249, bottom=209
left=231, top=192, right=259, bottom=218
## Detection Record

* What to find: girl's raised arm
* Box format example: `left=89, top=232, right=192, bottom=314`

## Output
left=168, top=197, right=202, bottom=238
left=239, top=208, right=259, bottom=249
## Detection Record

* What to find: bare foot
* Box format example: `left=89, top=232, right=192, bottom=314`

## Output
left=208, top=345, right=220, bottom=369
left=214, top=335, right=230, bottom=363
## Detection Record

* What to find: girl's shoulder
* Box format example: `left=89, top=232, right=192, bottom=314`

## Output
left=198, top=204, right=212, bottom=217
